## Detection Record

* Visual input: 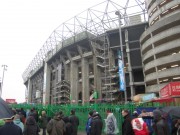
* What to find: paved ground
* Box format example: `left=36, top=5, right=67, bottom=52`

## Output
left=77, top=132, right=86, bottom=135
left=39, top=129, right=86, bottom=135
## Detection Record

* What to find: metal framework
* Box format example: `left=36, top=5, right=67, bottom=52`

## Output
left=22, top=0, right=147, bottom=82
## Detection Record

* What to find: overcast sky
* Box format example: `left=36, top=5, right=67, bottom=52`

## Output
left=0, top=0, right=99, bottom=103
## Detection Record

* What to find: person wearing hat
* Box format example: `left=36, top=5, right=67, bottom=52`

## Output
left=132, top=111, right=139, bottom=119
left=90, top=111, right=103, bottom=135
left=152, top=109, right=170, bottom=135
left=0, top=118, right=23, bottom=135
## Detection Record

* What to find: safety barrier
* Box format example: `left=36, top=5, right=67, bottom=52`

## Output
left=10, top=101, right=179, bottom=135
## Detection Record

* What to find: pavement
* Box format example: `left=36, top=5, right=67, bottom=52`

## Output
left=39, top=129, right=86, bottom=135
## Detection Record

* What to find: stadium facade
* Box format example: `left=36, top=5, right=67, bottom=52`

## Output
left=23, top=0, right=180, bottom=104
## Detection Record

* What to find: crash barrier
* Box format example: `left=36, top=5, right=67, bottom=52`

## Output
left=10, top=102, right=179, bottom=135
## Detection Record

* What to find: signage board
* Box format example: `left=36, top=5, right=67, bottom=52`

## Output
left=142, top=93, right=156, bottom=102
left=160, top=82, right=180, bottom=98
left=170, top=82, right=180, bottom=97
left=117, top=50, right=125, bottom=91
left=5, top=99, right=16, bottom=104
left=160, top=84, right=170, bottom=98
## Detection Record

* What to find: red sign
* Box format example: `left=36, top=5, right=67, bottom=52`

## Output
left=160, top=84, right=170, bottom=98
left=160, top=82, right=180, bottom=98
left=170, top=82, right=180, bottom=97
left=5, top=99, right=16, bottom=104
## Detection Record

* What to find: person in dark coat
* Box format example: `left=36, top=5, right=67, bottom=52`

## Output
left=19, top=108, right=26, bottom=124
left=121, top=109, right=134, bottom=135
left=28, top=108, right=38, bottom=123
left=63, top=116, right=73, bottom=135
left=46, top=112, right=66, bottom=135
left=152, top=109, right=170, bottom=135
left=0, top=118, right=23, bottom=135
left=90, top=112, right=103, bottom=135
left=23, top=116, right=40, bottom=135
left=171, top=118, right=180, bottom=135
left=69, top=109, right=79, bottom=135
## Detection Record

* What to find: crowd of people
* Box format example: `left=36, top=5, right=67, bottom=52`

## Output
left=0, top=107, right=180, bottom=135
left=85, top=108, right=180, bottom=135
left=0, top=108, right=79, bottom=135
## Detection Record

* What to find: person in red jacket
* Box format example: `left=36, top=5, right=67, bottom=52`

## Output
left=131, top=118, right=149, bottom=135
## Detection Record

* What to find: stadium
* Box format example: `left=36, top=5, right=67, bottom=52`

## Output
left=22, top=0, right=180, bottom=104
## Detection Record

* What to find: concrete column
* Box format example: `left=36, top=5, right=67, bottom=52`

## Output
left=70, top=61, right=78, bottom=104
left=57, top=63, right=62, bottom=82
left=109, top=49, right=115, bottom=67
left=125, top=29, right=134, bottom=98
left=150, top=33, right=160, bottom=88
left=27, top=79, right=32, bottom=103
left=52, top=62, right=58, bottom=84
left=43, top=62, right=51, bottom=104
left=93, top=56, right=102, bottom=99
left=65, top=64, right=70, bottom=81
left=81, top=58, right=89, bottom=104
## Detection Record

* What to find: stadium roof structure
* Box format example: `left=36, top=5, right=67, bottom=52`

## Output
left=22, top=0, right=147, bottom=82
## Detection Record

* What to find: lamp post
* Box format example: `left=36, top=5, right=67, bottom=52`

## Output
left=115, top=11, right=127, bottom=103
left=0, top=65, right=8, bottom=97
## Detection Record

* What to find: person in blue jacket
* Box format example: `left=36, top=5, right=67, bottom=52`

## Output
left=86, top=111, right=93, bottom=135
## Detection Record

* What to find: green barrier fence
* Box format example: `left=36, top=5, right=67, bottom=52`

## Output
left=10, top=102, right=179, bottom=135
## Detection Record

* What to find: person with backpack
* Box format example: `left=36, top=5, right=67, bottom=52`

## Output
left=47, top=112, right=66, bottom=135
left=90, top=112, right=103, bottom=135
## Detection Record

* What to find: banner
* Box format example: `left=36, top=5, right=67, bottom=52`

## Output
left=160, top=82, right=180, bottom=98
left=89, top=91, right=98, bottom=100
left=117, top=50, right=125, bottom=91
left=170, top=82, right=180, bottom=96
left=5, top=99, right=16, bottom=104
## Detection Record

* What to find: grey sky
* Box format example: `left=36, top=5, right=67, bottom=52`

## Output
left=0, top=0, right=98, bottom=103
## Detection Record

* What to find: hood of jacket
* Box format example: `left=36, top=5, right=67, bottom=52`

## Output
left=107, top=113, right=114, bottom=118
left=153, top=109, right=162, bottom=122
left=26, top=116, right=36, bottom=125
